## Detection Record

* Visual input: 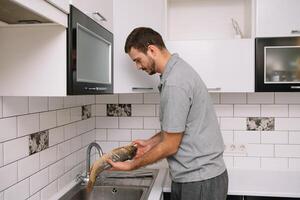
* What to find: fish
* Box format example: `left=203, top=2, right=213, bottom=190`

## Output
left=86, top=144, right=137, bottom=192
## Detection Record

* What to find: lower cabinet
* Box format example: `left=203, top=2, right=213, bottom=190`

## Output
left=163, top=193, right=300, bottom=200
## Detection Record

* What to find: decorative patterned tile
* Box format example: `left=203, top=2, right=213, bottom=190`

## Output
left=247, top=117, right=274, bottom=131
left=29, top=131, right=49, bottom=155
left=107, top=104, right=131, bottom=117
left=81, top=105, right=92, bottom=120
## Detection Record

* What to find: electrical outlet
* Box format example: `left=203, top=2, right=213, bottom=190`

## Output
left=224, top=144, right=247, bottom=156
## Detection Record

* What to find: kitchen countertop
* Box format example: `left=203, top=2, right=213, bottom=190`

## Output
left=163, top=169, right=300, bottom=198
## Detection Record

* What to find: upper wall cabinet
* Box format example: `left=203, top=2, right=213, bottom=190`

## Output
left=165, top=0, right=255, bottom=92
left=255, top=0, right=300, bottom=37
left=0, top=1, right=68, bottom=96
left=71, top=0, right=113, bottom=32
left=113, top=0, right=165, bottom=93
left=166, top=0, right=254, bottom=40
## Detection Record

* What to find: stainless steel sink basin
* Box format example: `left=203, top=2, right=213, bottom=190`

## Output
left=61, top=185, right=147, bottom=200
left=59, top=169, right=158, bottom=200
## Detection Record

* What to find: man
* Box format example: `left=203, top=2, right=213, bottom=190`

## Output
left=107, top=27, right=228, bottom=200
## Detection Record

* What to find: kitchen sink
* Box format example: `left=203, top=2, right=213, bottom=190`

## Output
left=59, top=169, right=158, bottom=200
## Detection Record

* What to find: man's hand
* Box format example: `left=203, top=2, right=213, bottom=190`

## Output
left=106, top=159, right=136, bottom=171
left=132, top=140, right=151, bottom=159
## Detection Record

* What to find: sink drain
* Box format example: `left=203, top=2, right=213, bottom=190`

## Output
left=111, top=187, right=118, bottom=195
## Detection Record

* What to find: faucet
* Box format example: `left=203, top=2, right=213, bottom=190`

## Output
left=77, top=142, right=104, bottom=184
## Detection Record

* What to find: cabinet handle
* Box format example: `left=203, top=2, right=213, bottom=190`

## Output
left=132, top=87, right=154, bottom=90
left=291, top=30, right=300, bottom=34
left=93, top=12, right=107, bottom=22
left=207, top=87, right=221, bottom=91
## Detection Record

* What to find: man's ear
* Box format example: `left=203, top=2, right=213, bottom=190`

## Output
left=147, top=44, right=158, bottom=57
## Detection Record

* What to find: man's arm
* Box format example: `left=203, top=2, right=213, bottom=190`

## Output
left=107, top=131, right=183, bottom=171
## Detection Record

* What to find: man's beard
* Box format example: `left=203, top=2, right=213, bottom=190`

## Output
left=146, top=57, right=156, bottom=75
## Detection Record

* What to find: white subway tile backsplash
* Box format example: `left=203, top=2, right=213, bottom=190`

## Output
left=58, top=171, right=72, bottom=191
left=0, top=144, right=3, bottom=167
left=247, top=93, right=274, bottom=104
left=70, top=107, right=81, bottom=123
left=289, top=158, right=300, bottom=169
left=0, top=162, right=17, bottom=191
left=210, top=93, right=220, bottom=104
left=107, top=129, right=131, bottom=141
left=214, top=105, right=233, bottom=117
left=4, top=178, right=29, bottom=200
left=132, top=105, right=155, bottom=116
left=49, top=160, right=64, bottom=182
left=289, top=131, right=300, bottom=144
left=48, top=97, right=64, bottom=111
left=27, top=192, right=40, bottom=200
left=155, top=105, right=160, bottom=117
left=64, top=153, right=77, bottom=172
left=275, top=93, right=300, bottom=104
left=96, top=129, right=107, bottom=141
left=64, top=123, right=77, bottom=140
left=261, top=131, right=288, bottom=144
left=261, top=105, right=288, bottom=117
left=289, top=105, right=300, bottom=117
left=96, top=95, right=118, bottom=104
left=247, top=144, right=274, bottom=157
left=119, top=117, right=143, bottom=129
left=0, top=97, right=2, bottom=118
left=95, top=105, right=106, bottom=116
left=220, top=118, right=246, bottom=130
left=57, top=141, right=71, bottom=160
left=41, top=180, right=57, bottom=200
left=30, top=168, right=49, bottom=195
left=261, top=158, right=288, bottom=170
left=0, top=117, right=17, bottom=142
left=78, top=118, right=95, bottom=134
left=234, top=105, right=260, bottom=117
left=119, top=94, right=143, bottom=104
left=223, top=156, right=234, bottom=168
left=3, top=97, right=28, bottom=117
left=96, top=117, right=118, bottom=129
left=275, top=145, right=300, bottom=157
left=63, top=96, right=77, bottom=108
left=96, top=141, right=119, bottom=153
left=4, top=136, right=29, bottom=165
left=18, top=153, right=40, bottom=181
left=234, top=131, right=260, bottom=144
left=17, top=114, right=39, bottom=137
left=70, top=136, right=82, bottom=153
left=85, top=95, right=95, bottom=105
left=40, top=146, right=57, bottom=169
left=220, top=93, right=246, bottom=104
left=40, top=111, right=56, bottom=131
left=144, top=117, right=160, bottom=129
left=49, top=127, right=64, bottom=147
left=221, top=131, right=234, bottom=144
left=276, top=118, right=300, bottom=131
left=143, top=93, right=160, bottom=104
left=57, top=109, right=71, bottom=127
left=76, top=96, right=86, bottom=106
left=234, top=157, right=260, bottom=169
left=81, top=130, right=96, bottom=147
left=132, top=130, right=156, bottom=141
left=29, top=97, right=48, bottom=113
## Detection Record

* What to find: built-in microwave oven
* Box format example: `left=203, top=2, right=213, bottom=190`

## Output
left=255, top=37, right=300, bottom=92
left=68, top=5, right=113, bottom=95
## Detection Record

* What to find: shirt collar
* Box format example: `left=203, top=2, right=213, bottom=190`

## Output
left=158, top=53, right=179, bottom=92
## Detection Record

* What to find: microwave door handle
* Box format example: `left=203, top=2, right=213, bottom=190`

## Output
left=93, top=12, right=107, bottom=22
left=291, top=30, right=300, bottom=34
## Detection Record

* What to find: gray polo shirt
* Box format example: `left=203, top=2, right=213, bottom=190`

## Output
left=159, top=53, right=226, bottom=183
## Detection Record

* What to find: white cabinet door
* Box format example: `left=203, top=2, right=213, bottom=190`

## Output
left=166, top=39, right=254, bottom=92
left=113, top=0, right=165, bottom=93
left=256, top=0, right=300, bottom=37
left=71, top=0, right=113, bottom=32
left=12, top=0, right=68, bottom=27
left=45, top=0, right=69, bottom=14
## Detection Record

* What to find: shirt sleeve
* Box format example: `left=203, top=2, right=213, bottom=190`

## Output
left=160, top=85, right=191, bottom=133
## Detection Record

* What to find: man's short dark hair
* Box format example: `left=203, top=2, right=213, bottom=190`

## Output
left=124, top=27, right=166, bottom=54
